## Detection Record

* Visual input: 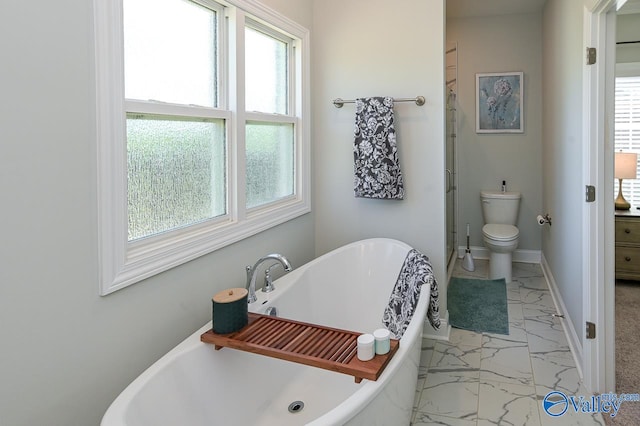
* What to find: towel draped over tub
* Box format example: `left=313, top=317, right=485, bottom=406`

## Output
left=383, top=249, right=440, bottom=338
left=353, top=97, right=404, bottom=200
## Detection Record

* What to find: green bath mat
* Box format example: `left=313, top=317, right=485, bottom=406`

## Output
left=447, top=277, right=509, bottom=335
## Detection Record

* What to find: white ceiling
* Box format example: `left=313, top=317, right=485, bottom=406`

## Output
left=447, top=0, right=547, bottom=19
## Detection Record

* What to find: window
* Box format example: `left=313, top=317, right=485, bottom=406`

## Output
left=244, top=23, right=295, bottom=209
left=614, top=74, right=640, bottom=207
left=95, top=0, right=310, bottom=295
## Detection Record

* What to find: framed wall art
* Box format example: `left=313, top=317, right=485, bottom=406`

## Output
left=476, top=71, right=523, bottom=133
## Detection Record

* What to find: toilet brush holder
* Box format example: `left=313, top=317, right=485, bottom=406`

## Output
left=462, top=249, right=475, bottom=272
left=462, top=223, right=475, bottom=272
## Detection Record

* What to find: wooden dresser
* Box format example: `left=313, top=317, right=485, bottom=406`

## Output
left=615, top=208, right=640, bottom=281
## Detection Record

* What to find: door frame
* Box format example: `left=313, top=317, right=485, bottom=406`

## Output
left=583, top=0, right=617, bottom=394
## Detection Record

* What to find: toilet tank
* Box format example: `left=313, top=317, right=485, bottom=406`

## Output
left=481, top=191, right=521, bottom=225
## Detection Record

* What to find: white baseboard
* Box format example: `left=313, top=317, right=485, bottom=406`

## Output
left=457, top=246, right=541, bottom=264
left=540, top=253, right=584, bottom=379
left=422, top=309, right=451, bottom=341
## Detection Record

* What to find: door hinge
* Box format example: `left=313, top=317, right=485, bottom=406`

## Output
left=586, top=321, right=596, bottom=339
left=587, top=47, right=597, bottom=65
left=586, top=185, right=596, bottom=202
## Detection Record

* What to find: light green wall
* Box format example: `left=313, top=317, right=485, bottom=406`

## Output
left=311, top=0, right=447, bottom=311
left=617, top=13, right=640, bottom=63
left=541, top=0, right=592, bottom=351
left=446, top=12, right=543, bottom=252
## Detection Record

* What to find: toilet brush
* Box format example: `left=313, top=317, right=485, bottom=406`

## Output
left=462, top=223, right=475, bottom=272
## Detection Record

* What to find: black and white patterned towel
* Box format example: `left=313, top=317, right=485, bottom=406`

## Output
left=353, top=97, right=404, bottom=200
left=382, top=249, right=440, bottom=339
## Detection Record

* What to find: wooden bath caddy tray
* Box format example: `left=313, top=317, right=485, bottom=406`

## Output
left=201, top=313, right=399, bottom=383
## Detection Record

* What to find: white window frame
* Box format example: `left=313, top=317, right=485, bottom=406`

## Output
left=94, top=0, right=310, bottom=295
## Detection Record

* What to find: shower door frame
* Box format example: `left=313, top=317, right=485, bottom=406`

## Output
left=446, top=42, right=458, bottom=271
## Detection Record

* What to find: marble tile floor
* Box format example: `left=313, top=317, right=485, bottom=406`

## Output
left=411, top=259, right=606, bottom=426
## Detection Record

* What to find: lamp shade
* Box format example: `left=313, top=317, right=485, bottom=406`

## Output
left=615, top=152, right=638, bottom=179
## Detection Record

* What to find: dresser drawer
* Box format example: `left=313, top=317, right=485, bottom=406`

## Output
left=615, top=246, right=640, bottom=274
left=615, top=219, right=640, bottom=244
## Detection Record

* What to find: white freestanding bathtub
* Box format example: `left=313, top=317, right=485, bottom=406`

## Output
left=101, top=238, right=431, bottom=426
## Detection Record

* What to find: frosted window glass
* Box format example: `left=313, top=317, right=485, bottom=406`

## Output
left=127, top=115, right=226, bottom=241
left=246, top=122, right=294, bottom=208
left=245, top=27, right=288, bottom=114
left=124, top=0, right=217, bottom=107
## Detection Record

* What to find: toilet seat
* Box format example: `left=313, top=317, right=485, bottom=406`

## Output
left=482, top=224, right=519, bottom=242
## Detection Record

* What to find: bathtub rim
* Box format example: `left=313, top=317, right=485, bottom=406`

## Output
left=250, top=237, right=416, bottom=308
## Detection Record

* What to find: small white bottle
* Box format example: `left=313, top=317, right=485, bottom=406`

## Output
left=357, top=333, right=375, bottom=361
left=373, top=328, right=391, bottom=355
left=501, top=180, right=506, bottom=192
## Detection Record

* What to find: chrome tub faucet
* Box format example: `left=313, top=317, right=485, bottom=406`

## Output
left=245, top=254, right=292, bottom=303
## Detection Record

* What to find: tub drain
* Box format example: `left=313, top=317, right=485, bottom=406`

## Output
left=288, top=400, right=304, bottom=413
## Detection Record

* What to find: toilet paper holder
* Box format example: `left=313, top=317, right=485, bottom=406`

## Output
left=537, top=213, right=552, bottom=226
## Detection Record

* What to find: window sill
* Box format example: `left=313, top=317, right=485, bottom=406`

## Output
left=100, top=199, right=310, bottom=295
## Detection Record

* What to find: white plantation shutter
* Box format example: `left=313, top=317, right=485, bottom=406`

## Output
left=615, top=76, right=640, bottom=206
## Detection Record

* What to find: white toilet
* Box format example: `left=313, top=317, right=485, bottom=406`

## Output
left=480, top=190, right=521, bottom=283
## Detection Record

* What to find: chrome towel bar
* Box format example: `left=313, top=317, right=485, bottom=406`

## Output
left=332, top=96, right=425, bottom=108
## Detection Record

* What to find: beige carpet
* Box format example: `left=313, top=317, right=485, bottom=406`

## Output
left=603, top=280, right=640, bottom=425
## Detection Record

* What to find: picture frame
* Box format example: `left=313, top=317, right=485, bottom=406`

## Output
left=476, top=72, right=524, bottom=133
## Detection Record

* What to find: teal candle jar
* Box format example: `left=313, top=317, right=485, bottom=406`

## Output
left=212, top=288, right=248, bottom=334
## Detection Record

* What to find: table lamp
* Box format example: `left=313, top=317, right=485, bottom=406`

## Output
left=614, top=151, right=638, bottom=210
